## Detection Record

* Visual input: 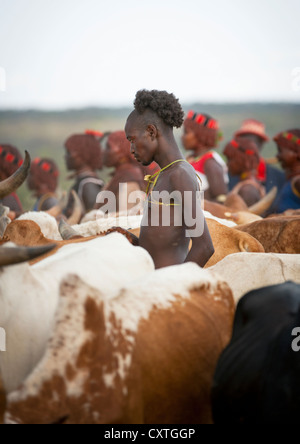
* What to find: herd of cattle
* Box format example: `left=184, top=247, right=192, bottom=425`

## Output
left=0, top=153, right=300, bottom=424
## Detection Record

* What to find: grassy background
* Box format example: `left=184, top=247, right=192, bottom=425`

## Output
left=1, top=103, right=300, bottom=211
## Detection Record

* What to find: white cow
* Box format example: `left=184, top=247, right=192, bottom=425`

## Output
left=210, top=252, right=300, bottom=304
left=0, top=234, right=154, bottom=393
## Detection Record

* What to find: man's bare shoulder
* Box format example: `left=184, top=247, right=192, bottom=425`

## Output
left=169, top=161, right=199, bottom=191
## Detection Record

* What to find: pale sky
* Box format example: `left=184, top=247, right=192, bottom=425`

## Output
left=0, top=0, right=300, bottom=109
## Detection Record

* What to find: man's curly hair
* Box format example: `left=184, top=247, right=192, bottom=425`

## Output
left=134, top=90, right=184, bottom=129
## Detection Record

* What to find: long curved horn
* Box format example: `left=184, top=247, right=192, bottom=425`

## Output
left=248, top=187, right=278, bottom=215
left=0, top=151, right=31, bottom=199
left=0, top=243, right=57, bottom=267
left=59, top=219, right=81, bottom=240
left=66, top=190, right=83, bottom=226
left=46, top=192, right=68, bottom=218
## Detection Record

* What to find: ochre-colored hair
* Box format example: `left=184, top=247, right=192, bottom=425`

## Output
left=0, top=144, right=23, bottom=177
left=65, top=134, right=102, bottom=170
left=107, top=131, right=135, bottom=164
left=183, top=111, right=221, bottom=148
left=31, top=158, right=59, bottom=192
left=224, top=137, right=260, bottom=172
left=274, top=129, right=300, bottom=153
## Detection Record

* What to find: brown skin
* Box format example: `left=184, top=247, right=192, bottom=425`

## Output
left=64, top=145, right=102, bottom=212
left=119, top=111, right=214, bottom=269
left=225, top=152, right=262, bottom=207
left=182, top=127, right=228, bottom=201
left=277, top=143, right=300, bottom=195
left=103, top=139, right=125, bottom=168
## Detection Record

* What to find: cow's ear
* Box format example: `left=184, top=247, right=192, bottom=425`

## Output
left=239, top=239, right=250, bottom=253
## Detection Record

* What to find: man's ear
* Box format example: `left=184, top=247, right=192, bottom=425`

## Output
left=147, top=124, right=158, bottom=141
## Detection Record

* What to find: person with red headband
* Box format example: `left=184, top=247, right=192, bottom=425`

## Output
left=223, top=138, right=265, bottom=206
left=0, top=144, right=24, bottom=218
left=182, top=111, right=229, bottom=203
left=64, top=132, right=104, bottom=215
left=270, top=129, right=300, bottom=213
left=95, top=130, right=146, bottom=213
left=27, top=158, right=60, bottom=211
left=230, top=119, right=286, bottom=193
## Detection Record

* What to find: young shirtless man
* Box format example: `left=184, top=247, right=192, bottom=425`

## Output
left=110, top=90, right=214, bottom=269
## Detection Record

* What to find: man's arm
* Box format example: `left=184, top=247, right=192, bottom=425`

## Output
left=170, top=167, right=215, bottom=268
left=185, top=218, right=215, bottom=267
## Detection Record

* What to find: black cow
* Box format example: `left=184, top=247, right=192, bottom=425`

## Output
left=212, top=282, right=300, bottom=424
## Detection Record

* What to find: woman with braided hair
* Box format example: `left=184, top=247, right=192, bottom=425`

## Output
left=271, top=129, right=300, bottom=213
left=223, top=137, right=265, bottom=206
left=64, top=132, right=104, bottom=215
left=27, top=158, right=60, bottom=211
left=0, top=144, right=24, bottom=218
left=182, top=111, right=229, bottom=203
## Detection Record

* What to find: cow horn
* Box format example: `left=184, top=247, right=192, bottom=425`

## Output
left=0, top=151, right=31, bottom=199
left=0, top=243, right=57, bottom=267
left=66, top=190, right=83, bottom=226
left=46, top=192, right=68, bottom=218
left=0, top=216, right=10, bottom=239
left=59, top=219, right=81, bottom=240
left=248, top=187, right=278, bottom=215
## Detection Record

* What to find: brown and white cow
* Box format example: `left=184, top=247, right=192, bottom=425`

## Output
left=5, top=263, right=234, bottom=424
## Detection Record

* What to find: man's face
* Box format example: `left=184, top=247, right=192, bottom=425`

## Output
left=125, top=118, right=156, bottom=166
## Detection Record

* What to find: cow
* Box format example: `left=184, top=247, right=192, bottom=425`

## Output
left=0, top=234, right=154, bottom=395
left=5, top=263, right=235, bottom=424
left=210, top=252, right=300, bottom=304
left=236, top=216, right=300, bottom=254
left=204, top=220, right=264, bottom=267
left=212, top=282, right=300, bottom=424
left=0, top=241, right=58, bottom=425
left=1, top=217, right=264, bottom=268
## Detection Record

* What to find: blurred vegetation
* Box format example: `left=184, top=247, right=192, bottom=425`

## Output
left=0, top=103, right=299, bottom=211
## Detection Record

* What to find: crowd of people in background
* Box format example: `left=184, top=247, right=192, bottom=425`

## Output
left=1, top=112, right=299, bottom=219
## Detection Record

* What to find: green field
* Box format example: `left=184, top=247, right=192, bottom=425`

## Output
left=1, top=103, right=299, bottom=211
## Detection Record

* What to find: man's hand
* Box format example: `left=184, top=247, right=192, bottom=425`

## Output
left=105, top=227, right=139, bottom=246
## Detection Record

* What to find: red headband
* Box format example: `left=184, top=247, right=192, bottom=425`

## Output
left=187, top=111, right=219, bottom=130
left=33, top=158, right=59, bottom=177
left=0, top=145, right=23, bottom=167
left=85, top=129, right=104, bottom=137
left=282, top=132, right=300, bottom=145
left=230, top=140, right=255, bottom=156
